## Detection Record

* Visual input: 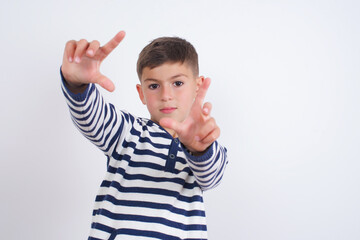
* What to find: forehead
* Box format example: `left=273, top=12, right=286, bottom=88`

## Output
left=141, top=62, right=195, bottom=82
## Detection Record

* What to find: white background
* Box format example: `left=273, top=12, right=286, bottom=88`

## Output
left=1, top=0, right=359, bottom=239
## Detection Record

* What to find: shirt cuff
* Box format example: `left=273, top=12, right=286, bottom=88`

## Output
left=181, top=142, right=215, bottom=163
left=60, top=67, right=91, bottom=102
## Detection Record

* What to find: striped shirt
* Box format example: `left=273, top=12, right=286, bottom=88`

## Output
left=61, top=73, right=228, bottom=240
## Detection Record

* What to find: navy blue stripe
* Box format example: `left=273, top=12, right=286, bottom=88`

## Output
left=121, top=140, right=137, bottom=149
left=72, top=92, right=102, bottom=128
left=93, top=105, right=118, bottom=144
left=129, top=125, right=141, bottom=137
left=211, top=156, right=228, bottom=183
left=110, top=153, right=194, bottom=176
left=103, top=117, right=122, bottom=154
left=123, top=112, right=130, bottom=122
left=149, top=131, right=172, bottom=138
left=103, top=104, right=115, bottom=131
left=107, top=112, right=127, bottom=158
left=106, top=165, right=199, bottom=189
left=187, top=152, right=216, bottom=169
left=74, top=96, right=105, bottom=140
left=139, top=136, right=169, bottom=148
left=122, top=137, right=168, bottom=150
left=173, top=155, right=188, bottom=166
left=61, top=83, right=94, bottom=107
left=93, top=208, right=207, bottom=231
left=197, top=154, right=227, bottom=188
left=74, top=119, right=105, bottom=144
left=67, top=99, right=92, bottom=117
left=128, top=113, right=135, bottom=124
left=88, top=237, right=102, bottom=240
left=195, top=152, right=221, bottom=177
left=70, top=98, right=102, bottom=134
left=190, top=150, right=221, bottom=177
left=129, top=122, right=171, bottom=141
left=91, top=221, right=114, bottom=233
left=182, top=142, right=214, bottom=164
left=195, top=169, right=217, bottom=186
left=95, top=194, right=205, bottom=217
left=212, top=172, right=225, bottom=188
left=133, top=148, right=168, bottom=160
left=70, top=89, right=98, bottom=118
left=69, top=99, right=121, bottom=154
left=111, top=153, right=164, bottom=171
left=99, top=106, right=118, bottom=151
left=109, top=228, right=181, bottom=240
left=100, top=180, right=203, bottom=203
left=99, top=106, right=124, bottom=150
left=90, top=223, right=208, bottom=240
left=74, top=104, right=118, bottom=150
left=190, top=154, right=223, bottom=186
left=82, top=105, right=106, bottom=141
left=121, top=139, right=188, bottom=166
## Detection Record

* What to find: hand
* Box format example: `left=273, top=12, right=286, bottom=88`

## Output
left=160, top=78, right=220, bottom=154
left=61, top=31, right=126, bottom=92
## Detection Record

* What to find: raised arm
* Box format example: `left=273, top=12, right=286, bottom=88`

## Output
left=61, top=31, right=132, bottom=158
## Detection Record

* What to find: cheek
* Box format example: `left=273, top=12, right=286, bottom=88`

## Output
left=181, top=88, right=196, bottom=104
left=188, top=87, right=197, bottom=100
left=143, top=93, right=157, bottom=106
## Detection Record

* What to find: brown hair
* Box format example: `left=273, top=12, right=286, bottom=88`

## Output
left=136, top=37, right=199, bottom=80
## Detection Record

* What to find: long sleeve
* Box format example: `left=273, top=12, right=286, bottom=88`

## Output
left=60, top=70, right=131, bottom=158
left=181, top=141, right=228, bottom=191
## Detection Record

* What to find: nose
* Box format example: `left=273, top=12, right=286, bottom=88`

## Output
left=161, top=84, right=173, bottom=101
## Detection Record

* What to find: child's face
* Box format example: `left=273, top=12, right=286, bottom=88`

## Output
left=137, top=62, right=202, bottom=129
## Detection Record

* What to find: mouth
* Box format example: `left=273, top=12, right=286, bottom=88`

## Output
left=160, top=107, right=177, bottom=114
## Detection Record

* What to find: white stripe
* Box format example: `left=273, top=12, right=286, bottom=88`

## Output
left=95, top=186, right=205, bottom=213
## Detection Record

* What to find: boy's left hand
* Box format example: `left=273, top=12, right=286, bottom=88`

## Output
left=160, top=78, right=220, bottom=155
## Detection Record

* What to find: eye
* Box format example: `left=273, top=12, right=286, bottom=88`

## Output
left=149, top=83, right=159, bottom=90
left=174, top=81, right=184, bottom=87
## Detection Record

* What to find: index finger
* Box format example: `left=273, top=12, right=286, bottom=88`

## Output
left=195, top=77, right=211, bottom=106
left=64, top=40, right=76, bottom=62
left=100, top=31, right=126, bottom=58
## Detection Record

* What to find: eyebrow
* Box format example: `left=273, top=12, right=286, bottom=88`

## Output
left=143, top=73, right=188, bottom=82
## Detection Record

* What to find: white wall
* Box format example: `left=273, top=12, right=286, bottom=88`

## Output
left=1, top=0, right=359, bottom=239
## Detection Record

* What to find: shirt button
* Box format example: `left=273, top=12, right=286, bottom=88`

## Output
left=174, top=139, right=179, bottom=144
left=169, top=154, right=175, bottom=159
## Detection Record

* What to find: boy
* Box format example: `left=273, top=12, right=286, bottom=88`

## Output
left=61, top=31, right=228, bottom=240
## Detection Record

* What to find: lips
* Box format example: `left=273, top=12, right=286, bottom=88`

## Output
left=160, top=107, right=177, bottom=114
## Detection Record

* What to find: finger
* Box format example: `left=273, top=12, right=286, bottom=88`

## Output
left=202, top=102, right=212, bottom=116
left=159, top=117, right=183, bottom=135
left=97, top=74, right=115, bottom=92
left=100, top=31, right=126, bottom=59
left=86, top=40, right=100, bottom=57
left=196, top=117, right=216, bottom=141
left=195, top=77, right=211, bottom=106
left=64, top=40, right=76, bottom=62
left=74, top=39, right=89, bottom=63
left=201, top=126, right=220, bottom=145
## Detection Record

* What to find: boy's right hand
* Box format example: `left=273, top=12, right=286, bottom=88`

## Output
left=61, top=31, right=126, bottom=92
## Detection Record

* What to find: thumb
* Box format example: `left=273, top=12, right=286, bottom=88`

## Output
left=97, top=74, right=115, bottom=92
left=159, top=118, right=183, bottom=135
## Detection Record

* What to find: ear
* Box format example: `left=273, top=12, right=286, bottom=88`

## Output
left=136, top=84, right=146, bottom=105
left=196, top=76, right=205, bottom=92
